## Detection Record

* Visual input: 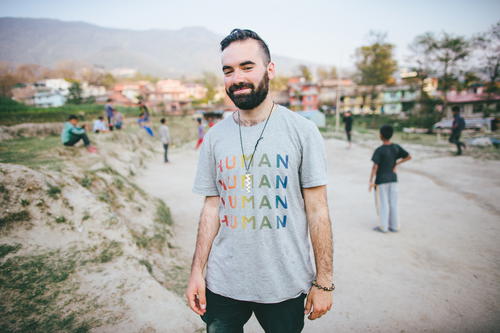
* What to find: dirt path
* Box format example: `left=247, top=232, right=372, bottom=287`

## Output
left=138, top=138, right=500, bottom=332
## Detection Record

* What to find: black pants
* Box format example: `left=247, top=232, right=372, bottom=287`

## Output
left=107, top=116, right=114, bottom=131
left=449, top=131, right=465, bottom=154
left=201, top=289, right=306, bottom=333
left=345, top=129, right=352, bottom=142
left=163, top=144, right=169, bottom=162
left=64, top=133, right=90, bottom=147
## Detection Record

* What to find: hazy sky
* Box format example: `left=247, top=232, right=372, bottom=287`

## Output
left=1, top=0, right=499, bottom=69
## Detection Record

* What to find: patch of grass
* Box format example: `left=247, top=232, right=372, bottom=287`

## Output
left=139, top=259, right=153, bottom=275
left=155, top=199, right=173, bottom=226
left=0, top=243, right=21, bottom=258
left=0, top=210, right=31, bottom=230
left=82, top=212, right=91, bottom=221
left=46, top=183, right=62, bottom=199
left=112, top=177, right=124, bottom=191
left=163, top=262, right=190, bottom=297
left=91, top=241, right=123, bottom=264
left=97, top=192, right=111, bottom=204
left=20, top=199, right=30, bottom=207
left=55, top=216, right=67, bottom=224
left=0, top=250, right=97, bottom=332
left=0, top=136, right=62, bottom=169
left=80, top=176, right=92, bottom=188
left=0, top=98, right=138, bottom=126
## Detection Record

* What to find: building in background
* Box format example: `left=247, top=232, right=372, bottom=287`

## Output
left=382, top=86, right=419, bottom=115
left=288, top=77, right=319, bottom=111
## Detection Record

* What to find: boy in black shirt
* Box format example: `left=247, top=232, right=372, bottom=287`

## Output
left=369, top=125, right=412, bottom=233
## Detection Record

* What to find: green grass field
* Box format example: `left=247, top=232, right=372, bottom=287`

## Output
left=0, top=97, right=139, bottom=125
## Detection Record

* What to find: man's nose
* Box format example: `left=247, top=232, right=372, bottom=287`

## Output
left=232, top=69, right=245, bottom=84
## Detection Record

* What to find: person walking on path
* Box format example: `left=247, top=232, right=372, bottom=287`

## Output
left=369, top=125, right=411, bottom=233
left=195, top=118, right=205, bottom=150
left=342, top=111, right=353, bottom=148
left=104, top=99, right=115, bottom=131
left=186, top=29, right=334, bottom=333
left=61, top=115, right=97, bottom=153
left=449, top=106, right=466, bottom=155
left=159, top=118, right=171, bottom=163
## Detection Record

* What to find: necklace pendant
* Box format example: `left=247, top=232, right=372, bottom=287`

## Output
left=244, top=172, right=252, bottom=193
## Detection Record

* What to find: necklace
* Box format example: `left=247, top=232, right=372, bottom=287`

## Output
left=238, top=102, right=275, bottom=193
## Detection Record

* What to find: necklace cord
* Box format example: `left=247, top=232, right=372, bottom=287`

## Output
left=238, top=102, right=275, bottom=172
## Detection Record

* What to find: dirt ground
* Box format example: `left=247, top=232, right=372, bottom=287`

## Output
left=137, top=136, right=500, bottom=333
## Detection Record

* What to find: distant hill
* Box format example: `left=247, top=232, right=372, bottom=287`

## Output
left=0, top=17, right=316, bottom=78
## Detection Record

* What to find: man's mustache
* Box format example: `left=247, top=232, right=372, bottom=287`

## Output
left=228, top=82, right=255, bottom=93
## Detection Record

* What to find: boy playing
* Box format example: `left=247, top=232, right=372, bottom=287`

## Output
left=369, top=125, right=411, bottom=233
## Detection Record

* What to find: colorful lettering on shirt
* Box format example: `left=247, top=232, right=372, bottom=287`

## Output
left=212, top=153, right=291, bottom=231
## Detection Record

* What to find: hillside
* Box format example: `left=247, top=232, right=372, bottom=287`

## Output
left=0, top=17, right=317, bottom=77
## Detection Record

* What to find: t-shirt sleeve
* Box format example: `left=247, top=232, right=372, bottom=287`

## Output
left=397, top=145, right=409, bottom=159
left=371, top=148, right=381, bottom=165
left=192, top=132, right=219, bottom=196
left=299, top=122, right=328, bottom=188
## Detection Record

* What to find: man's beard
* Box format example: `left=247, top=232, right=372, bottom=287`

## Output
left=226, top=72, right=269, bottom=110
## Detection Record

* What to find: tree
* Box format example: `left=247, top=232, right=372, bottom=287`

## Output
left=412, top=32, right=470, bottom=115
left=298, top=65, right=313, bottom=81
left=317, top=66, right=338, bottom=81
left=67, top=82, right=83, bottom=104
left=473, top=21, right=500, bottom=96
left=270, top=76, right=289, bottom=91
left=0, top=62, right=17, bottom=97
left=355, top=32, right=397, bottom=86
left=196, top=72, right=220, bottom=105
left=355, top=32, right=397, bottom=111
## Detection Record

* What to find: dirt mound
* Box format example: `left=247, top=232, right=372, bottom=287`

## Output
left=0, top=129, right=200, bottom=332
left=0, top=123, right=63, bottom=141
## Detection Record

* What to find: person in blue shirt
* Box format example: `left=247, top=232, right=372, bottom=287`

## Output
left=105, top=99, right=115, bottom=131
left=61, top=115, right=97, bottom=152
left=137, top=112, right=154, bottom=137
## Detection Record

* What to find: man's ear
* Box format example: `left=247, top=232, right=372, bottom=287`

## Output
left=267, top=61, right=276, bottom=80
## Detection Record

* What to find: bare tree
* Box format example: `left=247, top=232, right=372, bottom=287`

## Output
left=412, top=32, right=470, bottom=115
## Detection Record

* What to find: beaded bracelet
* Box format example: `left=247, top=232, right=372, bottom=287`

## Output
left=312, top=280, right=335, bottom=292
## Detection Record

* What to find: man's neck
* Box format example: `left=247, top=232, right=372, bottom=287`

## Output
left=382, top=140, right=392, bottom=145
left=236, top=97, right=274, bottom=126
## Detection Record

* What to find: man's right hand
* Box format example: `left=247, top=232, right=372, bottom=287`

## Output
left=185, top=271, right=207, bottom=315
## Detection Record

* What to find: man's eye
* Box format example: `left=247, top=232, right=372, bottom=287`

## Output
left=224, top=71, right=233, bottom=75
left=243, top=67, right=253, bottom=71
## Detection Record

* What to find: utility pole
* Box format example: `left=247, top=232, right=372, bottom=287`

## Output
left=335, top=69, right=342, bottom=132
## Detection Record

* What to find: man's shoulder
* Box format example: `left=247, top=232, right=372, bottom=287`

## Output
left=276, top=105, right=318, bottom=130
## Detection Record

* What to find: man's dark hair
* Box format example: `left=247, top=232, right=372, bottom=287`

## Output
left=98, top=116, right=103, bottom=120
left=452, top=106, right=460, bottom=113
left=220, top=29, right=271, bottom=65
left=380, top=124, right=394, bottom=140
left=160, top=118, right=166, bottom=124
left=68, top=115, right=78, bottom=121
left=107, top=98, right=112, bottom=103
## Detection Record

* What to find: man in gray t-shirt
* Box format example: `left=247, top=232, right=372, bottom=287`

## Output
left=186, top=29, right=334, bottom=332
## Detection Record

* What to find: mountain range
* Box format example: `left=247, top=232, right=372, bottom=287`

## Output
left=0, top=17, right=316, bottom=78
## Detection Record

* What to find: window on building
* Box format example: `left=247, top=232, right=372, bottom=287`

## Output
left=473, top=103, right=483, bottom=113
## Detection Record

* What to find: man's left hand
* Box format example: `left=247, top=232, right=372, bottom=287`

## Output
left=304, top=286, right=333, bottom=320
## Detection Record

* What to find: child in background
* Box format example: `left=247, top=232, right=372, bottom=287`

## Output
left=369, top=125, right=412, bottom=233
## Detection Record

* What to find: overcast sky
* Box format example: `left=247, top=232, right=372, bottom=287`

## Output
left=1, top=0, right=499, bottom=69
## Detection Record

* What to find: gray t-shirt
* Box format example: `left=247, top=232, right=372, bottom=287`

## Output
left=192, top=105, right=328, bottom=303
